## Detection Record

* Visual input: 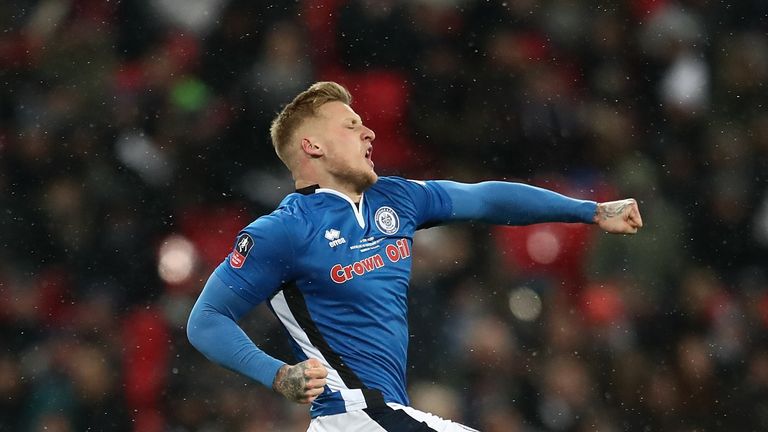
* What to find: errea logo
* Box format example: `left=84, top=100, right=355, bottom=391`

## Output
left=324, top=229, right=347, bottom=248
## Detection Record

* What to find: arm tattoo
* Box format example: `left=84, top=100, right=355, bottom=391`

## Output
left=274, top=363, right=309, bottom=401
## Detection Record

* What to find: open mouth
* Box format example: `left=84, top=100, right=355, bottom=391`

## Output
left=365, top=146, right=373, bottom=167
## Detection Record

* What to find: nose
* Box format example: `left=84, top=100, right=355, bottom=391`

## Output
left=362, top=126, right=375, bottom=142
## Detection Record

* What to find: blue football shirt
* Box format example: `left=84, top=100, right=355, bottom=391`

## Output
left=213, top=176, right=453, bottom=417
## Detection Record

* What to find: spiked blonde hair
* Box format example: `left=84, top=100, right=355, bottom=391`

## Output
left=269, top=81, right=352, bottom=166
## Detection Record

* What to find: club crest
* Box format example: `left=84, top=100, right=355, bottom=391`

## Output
left=374, top=206, right=400, bottom=235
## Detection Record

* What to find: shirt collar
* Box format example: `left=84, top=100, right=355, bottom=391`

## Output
left=295, top=184, right=320, bottom=195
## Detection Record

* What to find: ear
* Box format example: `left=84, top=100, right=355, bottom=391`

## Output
left=300, top=138, right=324, bottom=158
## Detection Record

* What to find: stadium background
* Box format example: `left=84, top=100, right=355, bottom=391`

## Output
left=2, top=0, right=768, bottom=431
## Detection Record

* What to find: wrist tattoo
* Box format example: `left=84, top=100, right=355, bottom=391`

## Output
left=599, top=200, right=631, bottom=220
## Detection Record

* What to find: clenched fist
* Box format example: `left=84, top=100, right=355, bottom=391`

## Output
left=272, top=358, right=328, bottom=404
left=594, top=199, right=643, bottom=234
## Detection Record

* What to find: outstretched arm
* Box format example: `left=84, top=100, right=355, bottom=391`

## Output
left=434, top=180, right=642, bottom=233
left=187, top=272, right=327, bottom=403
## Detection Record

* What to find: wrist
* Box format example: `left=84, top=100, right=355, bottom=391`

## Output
left=593, top=202, right=602, bottom=224
left=272, top=364, right=290, bottom=392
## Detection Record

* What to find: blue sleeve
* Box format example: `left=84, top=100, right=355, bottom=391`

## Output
left=187, top=211, right=296, bottom=388
left=434, top=180, right=597, bottom=225
left=187, top=271, right=286, bottom=388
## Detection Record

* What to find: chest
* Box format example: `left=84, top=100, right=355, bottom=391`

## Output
left=294, top=207, right=415, bottom=303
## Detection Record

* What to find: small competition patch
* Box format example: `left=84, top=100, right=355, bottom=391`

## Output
left=374, top=206, right=400, bottom=235
left=230, top=233, right=254, bottom=269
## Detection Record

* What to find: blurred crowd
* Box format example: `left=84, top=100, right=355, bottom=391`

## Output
left=1, top=0, right=768, bottom=431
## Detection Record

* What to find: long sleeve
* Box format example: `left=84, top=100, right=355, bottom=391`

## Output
left=186, top=271, right=286, bottom=388
left=434, top=180, right=597, bottom=225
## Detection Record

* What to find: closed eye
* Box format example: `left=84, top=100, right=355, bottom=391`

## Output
left=346, top=117, right=362, bottom=129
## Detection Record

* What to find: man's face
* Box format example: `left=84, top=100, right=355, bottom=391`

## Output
left=314, top=101, right=378, bottom=190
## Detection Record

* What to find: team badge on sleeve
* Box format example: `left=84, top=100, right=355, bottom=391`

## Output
left=375, top=206, right=400, bottom=235
left=229, top=233, right=254, bottom=269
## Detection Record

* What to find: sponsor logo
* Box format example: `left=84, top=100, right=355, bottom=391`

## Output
left=374, top=206, right=400, bottom=235
left=230, top=233, right=254, bottom=269
left=330, top=238, right=411, bottom=283
left=324, top=228, right=347, bottom=248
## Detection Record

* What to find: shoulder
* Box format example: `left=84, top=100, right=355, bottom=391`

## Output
left=279, top=190, right=350, bottom=214
left=370, top=176, right=431, bottom=196
left=373, top=176, right=425, bottom=187
left=242, top=197, right=307, bottom=239
left=369, top=176, right=445, bottom=202
left=245, top=191, right=343, bottom=240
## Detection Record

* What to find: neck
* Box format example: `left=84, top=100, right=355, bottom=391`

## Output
left=295, top=179, right=364, bottom=203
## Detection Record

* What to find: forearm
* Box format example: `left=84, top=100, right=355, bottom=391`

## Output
left=186, top=273, right=285, bottom=388
left=435, top=180, right=597, bottom=225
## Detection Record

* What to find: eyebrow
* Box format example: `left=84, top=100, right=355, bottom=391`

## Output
left=345, top=117, right=362, bottom=124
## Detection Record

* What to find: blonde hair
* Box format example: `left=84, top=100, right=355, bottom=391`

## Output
left=270, top=81, right=352, bottom=166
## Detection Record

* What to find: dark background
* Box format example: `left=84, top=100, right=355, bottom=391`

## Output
left=1, top=0, right=768, bottom=431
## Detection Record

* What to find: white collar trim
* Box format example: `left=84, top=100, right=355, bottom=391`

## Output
left=315, top=188, right=366, bottom=229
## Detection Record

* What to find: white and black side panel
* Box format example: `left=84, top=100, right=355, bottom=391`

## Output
left=269, top=285, right=384, bottom=412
